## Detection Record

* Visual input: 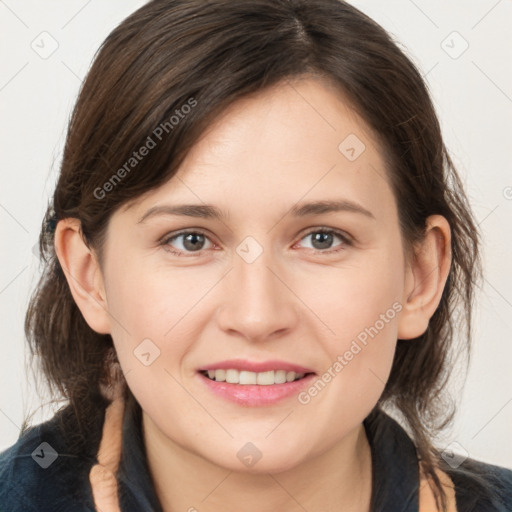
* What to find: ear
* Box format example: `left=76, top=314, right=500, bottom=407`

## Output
left=397, top=215, right=452, bottom=340
left=54, top=218, right=111, bottom=334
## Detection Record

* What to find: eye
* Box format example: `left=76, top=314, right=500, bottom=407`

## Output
left=161, top=230, right=215, bottom=256
left=160, top=227, right=352, bottom=257
left=296, top=228, right=352, bottom=253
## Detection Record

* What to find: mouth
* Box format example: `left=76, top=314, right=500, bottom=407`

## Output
left=196, top=360, right=317, bottom=406
left=199, top=369, right=313, bottom=385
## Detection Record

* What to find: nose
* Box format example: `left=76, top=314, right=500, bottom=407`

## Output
left=215, top=244, right=300, bottom=343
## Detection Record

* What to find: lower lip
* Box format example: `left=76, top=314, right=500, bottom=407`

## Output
left=197, top=372, right=316, bottom=406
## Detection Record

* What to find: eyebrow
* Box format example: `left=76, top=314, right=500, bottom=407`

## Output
left=137, top=199, right=375, bottom=224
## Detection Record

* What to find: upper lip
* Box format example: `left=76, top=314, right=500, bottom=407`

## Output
left=198, top=359, right=315, bottom=374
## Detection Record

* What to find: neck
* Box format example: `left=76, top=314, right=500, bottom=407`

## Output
left=142, top=412, right=373, bottom=512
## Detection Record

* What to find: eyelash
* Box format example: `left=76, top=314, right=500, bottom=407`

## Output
left=160, top=227, right=353, bottom=257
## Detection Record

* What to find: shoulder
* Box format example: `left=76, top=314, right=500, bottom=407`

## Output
left=443, top=456, right=512, bottom=511
left=0, top=408, right=102, bottom=512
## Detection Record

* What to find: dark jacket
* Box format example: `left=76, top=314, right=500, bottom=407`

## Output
left=1, top=402, right=511, bottom=511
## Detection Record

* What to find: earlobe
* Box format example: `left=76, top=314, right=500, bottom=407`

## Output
left=397, top=215, right=452, bottom=340
left=54, top=218, right=111, bottom=334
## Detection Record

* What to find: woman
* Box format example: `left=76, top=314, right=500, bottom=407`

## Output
left=1, top=1, right=511, bottom=511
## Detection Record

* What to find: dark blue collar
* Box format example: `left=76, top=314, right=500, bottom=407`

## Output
left=116, top=399, right=419, bottom=512
left=364, top=408, right=419, bottom=511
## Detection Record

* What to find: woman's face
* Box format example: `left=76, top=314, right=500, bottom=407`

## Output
left=100, top=77, right=409, bottom=472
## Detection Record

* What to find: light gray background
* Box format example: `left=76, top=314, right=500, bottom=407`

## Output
left=1, top=1, right=511, bottom=468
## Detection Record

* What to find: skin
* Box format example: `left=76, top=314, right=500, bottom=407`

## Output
left=55, top=77, right=451, bottom=512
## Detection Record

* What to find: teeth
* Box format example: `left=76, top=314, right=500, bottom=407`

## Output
left=239, top=371, right=257, bottom=385
left=214, top=369, right=226, bottom=382
left=204, top=369, right=307, bottom=385
left=256, top=371, right=274, bottom=385
left=226, top=369, right=238, bottom=383
left=274, top=370, right=286, bottom=384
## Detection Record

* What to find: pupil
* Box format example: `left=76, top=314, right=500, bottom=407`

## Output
left=312, top=232, right=332, bottom=250
left=183, top=233, right=204, bottom=251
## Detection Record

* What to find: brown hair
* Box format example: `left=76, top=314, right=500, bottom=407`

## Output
left=25, top=1, right=481, bottom=510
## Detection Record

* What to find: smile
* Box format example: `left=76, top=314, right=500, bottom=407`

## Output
left=200, top=369, right=308, bottom=385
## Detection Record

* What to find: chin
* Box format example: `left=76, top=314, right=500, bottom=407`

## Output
left=203, top=443, right=306, bottom=475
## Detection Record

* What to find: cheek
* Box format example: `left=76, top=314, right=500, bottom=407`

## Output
left=105, top=260, right=210, bottom=338
left=306, top=244, right=403, bottom=341
left=104, top=260, right=219, bottom=389
left=103, top=263, right=198, bottom=432
left=102, top=263, right=171, bottom=375
left=299, top=245, right=404, bottom=403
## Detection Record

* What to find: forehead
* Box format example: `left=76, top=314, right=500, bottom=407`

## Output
left=123, top=77, right=396, bottom=224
